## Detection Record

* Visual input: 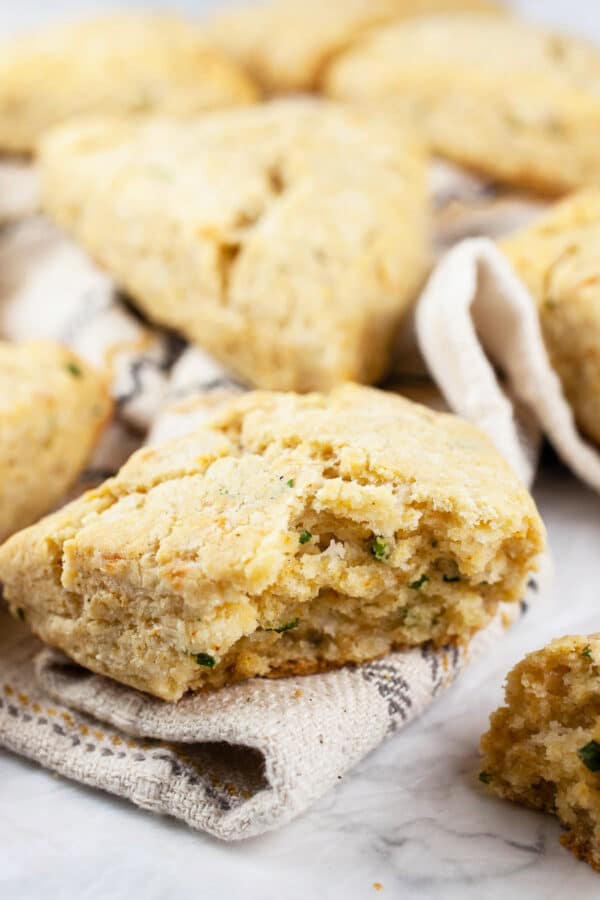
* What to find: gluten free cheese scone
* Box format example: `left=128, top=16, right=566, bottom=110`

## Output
left=0, top=385, right=545, bottom=700
left=501, top=191, right=600, bottom=447
left=0, top=341, right=111, bottom=542
left=203, top=0, right=501, bottom=94
left=325, top=14, right=600, bottom=195
left=38, top=100, right=430, bottom=392
left=0, top=13, right=258, bottom=154
left=481, top=635, right=600, bottom=871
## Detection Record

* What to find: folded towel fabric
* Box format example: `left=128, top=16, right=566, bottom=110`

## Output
left=0, top=160, right=558, bottom=840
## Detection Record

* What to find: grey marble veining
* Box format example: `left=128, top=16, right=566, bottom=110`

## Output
left=2, top=467, right=599, bottom=899
left=2, top=2, right=600, bottom=897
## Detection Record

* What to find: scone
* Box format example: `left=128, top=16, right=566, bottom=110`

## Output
left=325, top=14, right=600, bottom=195
left=203, top=0, right=501, bottom=94
left=0, top=341, right=111, bottom=541
left=481, top=634, right=600, bottom=871
left=0, top=13, right=258, bottom=154
left=501, top=191, right=600, bottom=446
left=38, top=100, right=430, bottom=392
left=0, top=385, right=545, bottom=701
left=431, top=160, right=547, bottom=255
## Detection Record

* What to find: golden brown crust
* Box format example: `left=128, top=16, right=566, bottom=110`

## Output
left=481, top=633, right=600, bottom=871
left=39, top=100, right=430, bottom=391
left=561, top=832, right=600, bottom=872
left=0, top=13, right=258, bottom=154
left=0, top=385, right=544, bottom=700
left=0, top=340, right=112, bottom=541
left=324, top=14, right=600, bottom=195
left=203, top=0, right=502, bottom=93
left=501, top=190, right=600, bottom=446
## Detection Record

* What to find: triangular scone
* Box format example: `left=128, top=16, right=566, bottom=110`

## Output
left=0, top=13, right=258, bottom=154
left=325, top=14, right=600, bottom=195
left=481, top=634, right=600, bottom=872
left=0, top=385, right=545, bottom=700
left=501, top=190, right=600, bottom=447
left=38, top=100, right=430, bottom=392
left=0, top=341, right=111, bottom=541
left=202, top=0, right=502, bottom=94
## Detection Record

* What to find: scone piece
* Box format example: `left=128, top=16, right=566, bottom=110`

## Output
left=0, top=341, right=111, bottom=541
left=325, top=14, right=600, bottom=195
left=501, top=191, right=600, bottom=446
left=39, top=100, right=430, bottom=392
left=203, top=0, right=501, bottom=94
left=0, top=385, right=545, bottom=701
left=0, top=13, right=258, bottom=154
left=481, top=635, right=600, bottom=871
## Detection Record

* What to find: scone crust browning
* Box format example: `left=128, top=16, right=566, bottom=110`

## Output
left=481, top=633, right=600, bottom=871
left=0, top=340, right=111, bottom=541
left=0, top=12, right=258, bottom=153
left=0, top=385, right=544, bottom=700
left=39, top=100, right=430, bottom=391
left=324, top=13, right=600, bottom=195
left=501, top=189, right=600, bottom=446
left=203, top=0, right=502, bottom=93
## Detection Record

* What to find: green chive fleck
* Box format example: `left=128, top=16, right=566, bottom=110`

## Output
left=66, top=361, right=83, bottom=378
left=582, top=645, right=593, bottom=660
left=409, top=574, right=429, bottom=591
left=16, top=607, right=25, bottom=623
left=443, top=574, right=461, bottom=583
left=479, top=771, right=492, bottom=784
left=578, top=740, right=600, bottom=772
left=371, top=536, right=390, bottom=561
left=194, top=653, right=216, bottom=668
left=299, top=530, right=312, bottom=545
left=287, top=478, right=295, bottom=488
left=268, top=618, right=300, bottom=634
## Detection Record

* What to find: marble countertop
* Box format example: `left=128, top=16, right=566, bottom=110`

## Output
left=2, top=461, right=600, bottom=899
left=3, top=1, right=600, bottom=898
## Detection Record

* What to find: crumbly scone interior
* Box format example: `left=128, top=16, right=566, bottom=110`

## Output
left=1, top=388, right=543, bottom=700
left=481, top=635, right=600, bottom=870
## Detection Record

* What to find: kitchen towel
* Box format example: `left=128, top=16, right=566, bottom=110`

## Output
left=416, top=237, right=600, bottom=492
left=0, top=593, right=535, bottom=841
left=0, top=343, right=547, bottom=839
left=0, top=159, right=556, bottom=840
left=0, top=215, right=180, bottom=433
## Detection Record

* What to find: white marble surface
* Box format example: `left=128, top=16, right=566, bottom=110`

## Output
left=2, top=1, right=600, bottom=898
left=2, top=462, right=600, bottom=898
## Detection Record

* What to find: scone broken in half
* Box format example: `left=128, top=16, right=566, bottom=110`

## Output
left=481, top=634, right=600, bottom=871
left=38, top=100, right=429, bottom=392
left=0, top=341, right=111, bottom=541
left=0, top=386, right=544, bottom=700
left=0, top=13, right=258, bottom=154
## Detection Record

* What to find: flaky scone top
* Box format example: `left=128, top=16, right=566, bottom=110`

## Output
left=0, top=12, right=258, bottom=154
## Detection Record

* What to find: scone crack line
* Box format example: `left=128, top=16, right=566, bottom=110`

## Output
left=38, top=101, right=429, bottom=390
left=206, top=159, right=294, bottom=306
left=0, top=385, right=544, bottom=698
